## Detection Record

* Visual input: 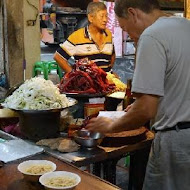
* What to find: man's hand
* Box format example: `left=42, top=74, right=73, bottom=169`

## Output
left=86, top=94, right=159, bottom=134
left=85, top=117, right=113, bottom=134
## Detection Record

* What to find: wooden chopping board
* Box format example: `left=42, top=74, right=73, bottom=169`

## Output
left=101, top=127, right=148, bottom=147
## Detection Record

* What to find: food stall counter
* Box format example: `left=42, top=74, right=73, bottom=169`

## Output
left=0, top=153, right=121, bottom=190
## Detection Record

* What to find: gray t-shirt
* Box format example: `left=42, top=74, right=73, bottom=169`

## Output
left=132, top=16, right=190, bottom=130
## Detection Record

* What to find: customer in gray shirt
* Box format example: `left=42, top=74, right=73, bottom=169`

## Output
left=86, top=0, right=190, bottom=189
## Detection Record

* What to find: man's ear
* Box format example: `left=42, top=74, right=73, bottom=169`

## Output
left=127, top=7, right=138, bottom=23
left=88, top=14, right=93, bottom=24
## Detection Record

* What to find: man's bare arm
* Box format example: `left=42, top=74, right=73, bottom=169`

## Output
left=54, top=52, right=72, bottom=73
left=86, top=94, right=159, bottom=133
left=109, top=94, right=159, bottom=132
left=110, top=52, right=115, bottom=68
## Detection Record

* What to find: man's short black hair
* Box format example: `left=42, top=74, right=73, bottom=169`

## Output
left=114, top=0, right=160, bottom=18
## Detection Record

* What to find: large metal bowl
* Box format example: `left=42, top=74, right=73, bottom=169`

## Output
left=7, top=98, right=77, bottom=141
left=73, top=129, right=104, bottom=148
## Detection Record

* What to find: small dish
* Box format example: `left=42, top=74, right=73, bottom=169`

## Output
left=39, top=171, right=81, bottom=190
left=17, top=160, right=56, bottom=182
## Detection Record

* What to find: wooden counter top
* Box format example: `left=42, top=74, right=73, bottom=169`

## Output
left=0, top=154, right=120, bottom=190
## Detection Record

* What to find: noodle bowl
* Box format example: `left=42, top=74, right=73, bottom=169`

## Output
left=18, top=160, right=56, bottom=175
left=25, top=164, right=53, bottom=175
left=39, top=171, right=81, bottom=190
left=45, top=176, right=76, bottom=187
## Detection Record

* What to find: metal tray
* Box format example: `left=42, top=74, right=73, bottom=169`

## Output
left=0, top=130, right=43, bottom=163
left=64, top=92, right=106, bottom=98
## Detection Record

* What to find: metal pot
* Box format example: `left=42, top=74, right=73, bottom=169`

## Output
left=17, top=109, right=61, bottom=141
left=14, top=98, right=77, bottom=141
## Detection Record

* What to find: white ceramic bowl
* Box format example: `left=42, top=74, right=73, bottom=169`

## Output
left=39, top=171, right=81, bottom=190
left=17, top=160, right=56, bottom=182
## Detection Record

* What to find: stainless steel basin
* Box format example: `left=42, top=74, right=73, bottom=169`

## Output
left=73, top=129, right=104, bottom=148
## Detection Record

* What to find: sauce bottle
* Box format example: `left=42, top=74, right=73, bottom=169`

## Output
left=123, top=79, right=134, bottom=110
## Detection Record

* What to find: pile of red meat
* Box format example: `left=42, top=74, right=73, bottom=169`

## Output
left=59, top=59, right=115, bottom=94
